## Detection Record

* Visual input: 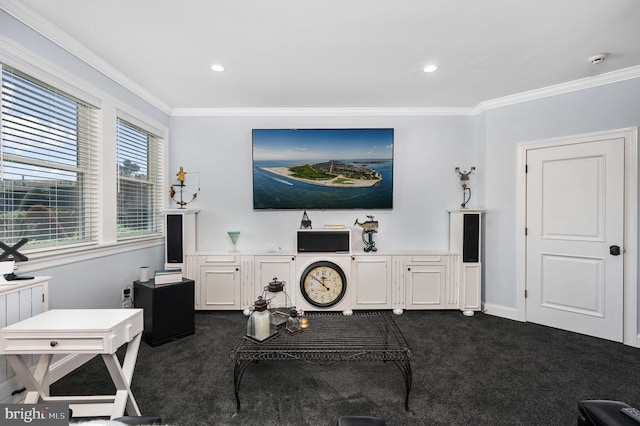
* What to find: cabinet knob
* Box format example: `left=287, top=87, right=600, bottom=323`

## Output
left=50, top=341, right=58, bottom=347
left=407, top=267, right=411, bottom=271
left=292, top=257, right=295, bottom=261
left=235, top=267, right=239, bottom=271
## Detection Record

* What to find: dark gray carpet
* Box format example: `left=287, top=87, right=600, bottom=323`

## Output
left=51, top=311, right=640, bottom=425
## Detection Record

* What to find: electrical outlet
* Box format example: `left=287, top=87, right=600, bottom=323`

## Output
left=122, top=288, right=131, bottom=302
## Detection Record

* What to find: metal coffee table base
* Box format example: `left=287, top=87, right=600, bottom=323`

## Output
left=231, top=312, right=413, bottom=412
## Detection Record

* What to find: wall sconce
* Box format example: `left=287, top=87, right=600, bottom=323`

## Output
left=455, top=167, right=476, bottom=208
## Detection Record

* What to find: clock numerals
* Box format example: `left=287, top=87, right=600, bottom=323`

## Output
left=300, top=261, right=347, bottom=308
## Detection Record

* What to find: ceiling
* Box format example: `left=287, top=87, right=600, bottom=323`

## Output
left=6, top=0, right=640, bottom=111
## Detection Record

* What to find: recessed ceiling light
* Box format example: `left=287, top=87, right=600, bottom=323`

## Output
left=210, top=64, right=225, bottom=72
left=423, top=65, right=438, bottom=73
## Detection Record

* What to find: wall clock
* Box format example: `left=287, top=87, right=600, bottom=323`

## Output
left=300, top=261, right=347, bottom=307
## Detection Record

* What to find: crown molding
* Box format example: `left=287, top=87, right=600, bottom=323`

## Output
left=3, top=0, right=640, bottom=119
left=174, top=66, right=640, bottom=117
left=170, top=106, right=477, bottom=117
left=0, top=0, right=172, bottom=116
left=474, top=65, right=640, bottom=114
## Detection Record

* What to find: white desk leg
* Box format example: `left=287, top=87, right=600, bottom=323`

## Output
left=6, top=354, right=52, bottom=403
left=102, top=333, right=142, bottom=419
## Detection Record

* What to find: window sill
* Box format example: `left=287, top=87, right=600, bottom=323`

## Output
left=13, top=236, right=164, bottom=274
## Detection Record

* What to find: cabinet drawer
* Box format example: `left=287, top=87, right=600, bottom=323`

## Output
left=408, top=255, right=442, bottom=264
left=0, top=309, right=143, bottom=355
left=201, top=255, right=239, bottom=264
left=2, top=336, right=106, bottom=353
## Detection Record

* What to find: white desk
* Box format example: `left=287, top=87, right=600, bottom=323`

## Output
left=0, top=309, right=143, bottom=419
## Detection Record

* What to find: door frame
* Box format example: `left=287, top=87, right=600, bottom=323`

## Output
left=515, top=127, right=638, bottom=346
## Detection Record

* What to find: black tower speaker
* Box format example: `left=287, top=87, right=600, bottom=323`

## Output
left=462, top=213, right=480, bottom=263
left=166, top=214, right=184, bottom=264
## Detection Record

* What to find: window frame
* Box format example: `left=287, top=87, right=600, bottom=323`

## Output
left=116, top=112, right=165, bottom=241
left=1, top=65, right=100, bottom=250
left=0, top=44, right=168, bottom=274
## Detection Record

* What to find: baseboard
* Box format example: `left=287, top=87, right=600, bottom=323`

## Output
left=483, top=303, right=521, bottom=321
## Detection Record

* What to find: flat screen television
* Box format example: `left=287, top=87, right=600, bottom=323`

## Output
left=252, top=128, right=394, bottom=210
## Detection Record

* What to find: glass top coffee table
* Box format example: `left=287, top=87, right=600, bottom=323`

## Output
left=231, top=312, right=413, bottom=412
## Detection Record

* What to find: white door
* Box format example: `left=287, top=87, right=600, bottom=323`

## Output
left=526, top=137, right=625, bottom=341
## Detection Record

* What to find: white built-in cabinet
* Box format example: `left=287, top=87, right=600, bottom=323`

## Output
left=252, top=255, right=296, bottom=307
left=186, top=250, right=477, bottom=314
left=183, top=211, right=483, bottom=314
left=403, top=254, right=459, bottom=310
left=194, top=254, right=241, bottom=310
left=0, top=277, right=49, bottom=402
left=351, top=255, right=392, bottom=309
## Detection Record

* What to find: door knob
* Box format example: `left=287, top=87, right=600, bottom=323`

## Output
left=610, top=245, right=621, bottom=256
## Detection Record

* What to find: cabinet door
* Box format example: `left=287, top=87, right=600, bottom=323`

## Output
left=0, top=294, right=7, bottom=383
left=201, top=266, right=241, bottom=310
left=352, top=256, right=392, bottom=309
left=461, top=264, right=481, bottom=311
left=405, top=263, right=447, bottom=309
left=0, top=284, right=46, bottom=398
left=31, top=285, right=45, bottom=316
left=253, top=256, right=296, bottom=304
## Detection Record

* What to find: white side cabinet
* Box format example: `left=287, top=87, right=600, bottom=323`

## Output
left=351, top=255, right=392, bottom=309
left=196, top=255, right=241, bottom=310
left=449, top=209, right=484, bottom=315
left=0, top=277, right=50, bottom=402
left=404, top=254, right=458, bottom=310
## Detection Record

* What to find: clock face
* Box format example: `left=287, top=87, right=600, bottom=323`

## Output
left=300, top=261, right=347, bottom=307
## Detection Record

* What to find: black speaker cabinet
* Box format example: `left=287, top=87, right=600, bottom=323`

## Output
left=166, top=214, right=184, bottom=264
left=134, top=278, right=195, bottom=346
left=450, top=210, right=482, bottom=263
left=462, top=213, right=480, bottom=263
left=449, top=209, right=484, bottom=314
left=164, top=209, right=199, bottom=270
left=296, top=230, right=351, bottom=253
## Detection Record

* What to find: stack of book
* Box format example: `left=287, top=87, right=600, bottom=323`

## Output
left=154, top=268, right=183, bottom=285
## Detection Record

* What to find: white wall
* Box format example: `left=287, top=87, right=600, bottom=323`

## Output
left=169, top=115, right=479, bottom=253
left=4, top=8, right=640, bottom=318
left=1, top=10, right=170, bottom=309
left=35, top=246, right=165, bottom=309
left=482, top=77, right=640, bottom=310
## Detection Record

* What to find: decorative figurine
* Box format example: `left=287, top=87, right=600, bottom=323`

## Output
left=455, top=166, right=476, bottom=208
left=300, top=210, right=312, bottom=229
left=176, top=166, right=186, bottom=183
left=354, top=215, right=378, bottom=252
left=170, top=166, right=199, bottom=209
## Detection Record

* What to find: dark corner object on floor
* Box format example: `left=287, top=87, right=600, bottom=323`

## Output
left=578, top=400, right=640, bottom=426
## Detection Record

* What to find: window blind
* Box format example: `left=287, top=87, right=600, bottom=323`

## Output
left=116, top=118, right=163, bottom=238
left=0, top=65, right=99, bottom=248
